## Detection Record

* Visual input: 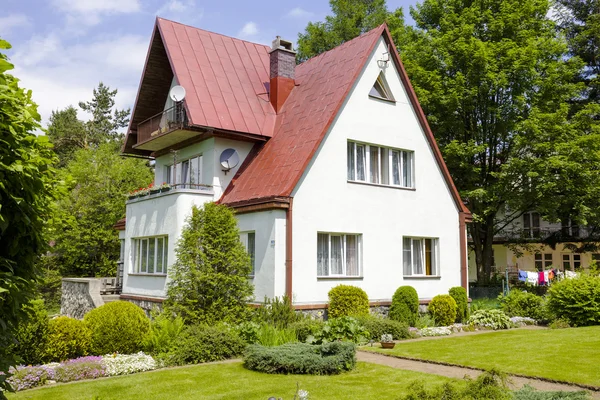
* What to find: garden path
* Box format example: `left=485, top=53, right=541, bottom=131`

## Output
left=357, top=350, right=600, bottom=399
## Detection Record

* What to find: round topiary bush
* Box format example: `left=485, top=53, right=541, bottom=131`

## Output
left=428, top=294, right=457, bottom=326
left=389, top=286, right=419, bottom=326
left=328, top=285, right=369, bottom=318
left=84, top=301, right=150, bottom=355
left=46, top=316, right=92, bottom=362
left=547, top=275, right=600, bottom=326
left=449, top=286, right=469, bottom=323
left=499, top=290, right=545, bottom=321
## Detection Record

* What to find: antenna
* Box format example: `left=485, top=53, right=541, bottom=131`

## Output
left=220, top=148, right=240, bottom=174
left=169, top=85, right=186, bottom=102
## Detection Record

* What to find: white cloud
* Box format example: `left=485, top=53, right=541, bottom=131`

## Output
left=0, top=14, right=31, bottom=36
left=51, top=0, right=141, bottom=29
left=239, top=22, right=259, bottom=39
left=156, top=0, right=203, bottom=25
left=285, top=7, right=314, bottom=19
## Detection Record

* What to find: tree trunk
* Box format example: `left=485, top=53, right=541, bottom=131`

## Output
left=471, top=213, right=497, bottom=285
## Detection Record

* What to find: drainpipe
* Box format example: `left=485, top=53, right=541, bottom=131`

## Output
left=285, top=198, right=293, bottom=303
left=459, top=212, right=468, bottom=293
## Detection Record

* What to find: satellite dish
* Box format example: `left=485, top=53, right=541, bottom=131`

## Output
left=169, top=85, right=186, bottom=102
left=220, top=148, right=240, bottom=171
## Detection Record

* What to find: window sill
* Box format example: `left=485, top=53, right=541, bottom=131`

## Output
left=368, top=94, right=396, bottom=104
left=128, top=273, right=167, bottom=277
left=317, top=276, right=364, bottom=280
left=403, top=275, right=441, bottom=280
left=348, top=180, right=415, bottom=191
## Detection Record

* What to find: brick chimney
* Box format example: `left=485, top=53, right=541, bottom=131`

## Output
left=269, top=36, right=296, bottom=113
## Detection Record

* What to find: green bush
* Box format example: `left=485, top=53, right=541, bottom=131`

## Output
left=308, top=316, right=369, bottom=345
left=327, top=285, right=369, bottom=318
left=255, top=324, right=297, bottom=346
left=166, top=324, right=246, bottom=366
left=354, top=315, right=410, bottom=340
left=428, top=294, right=457, bottom=327
left=467, top=309, right=512, bottom=330
left=84, top=301, right=150, bottom=355
left=143, top=313, right=184, bottom=356
left=499, top=290, right=545, bottom=321
left=12, top=300, right=49, bottom=365
left=389, top=286, right=419, bottom=326
left=46, top=317, right=92, bottom=362
left=253, top=296, right=301, bottom=328
left=449, top=287, right=469, bottom=323
left=235, top=321, right=261, bottom=344
left=546, top=275, right=600, bottom=326
left=244, top=342, right=356, bottom=375
left=289, top=319, right=324, bottom=343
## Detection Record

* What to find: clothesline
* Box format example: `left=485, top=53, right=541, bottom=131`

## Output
left=517, top=268, right=578, bottom=286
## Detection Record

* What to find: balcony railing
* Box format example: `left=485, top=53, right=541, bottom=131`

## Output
left=492, top=226, right=600, bottom=243
left=127, top=183, right=213, bottom=201
left=137, top=104, right=188, bottom=145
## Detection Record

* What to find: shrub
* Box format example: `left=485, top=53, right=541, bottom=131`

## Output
left=235, top=321, right=261, bottom=344
left=513, top=386, right=590, bottom=399
left=142, top=313, right=184, bottom=356
left=308, top=316, right=369, bottom=345
left=52, top=356, right=106, bottom=382
left=102, top=352, right=157, bottom=376
left=470, top=298, right=500, bottom=312
left=499, top=290, right=545, bottom=321
left=7, top=365, right=55, bottom=392
left=253, top=296, right=301, bottom=328
left=449, top=287, right=469, bottom=322
left=46, top=316, right=92, bottom=362
left=12, top=300, right=49, bottom=365
left=389, top=286, right=419, bottom=326
left=467, top=309, right=512, bottom=330
left=289, top=319, right=324, bottom=343
left=354, top=315, right=410, bottom=340
left=546, top=275, right=600, bottom=326
left=549, top=318, right=571, bottom=329
left=166, top=324, right=246, bottom=366
left=428, top=295, right=457, bottom=327
left=256, top=324, right=297, bottom=346
left=84, top=301, right=150, bottom=355
left=244, top=342, right=356, bottom=375
left=415, top=313, right=437, bottom=328
left=327, top=285, right=369, bottom=318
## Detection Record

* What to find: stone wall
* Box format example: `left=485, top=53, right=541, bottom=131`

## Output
left=296, top=302, right=431, bottom=321
left=60, top=278, right=105, bottom=319
left=119, top=295, right=163, bottom=316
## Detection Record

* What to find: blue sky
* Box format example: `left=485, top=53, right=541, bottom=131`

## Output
left=1, top=0, right=418, bottom=127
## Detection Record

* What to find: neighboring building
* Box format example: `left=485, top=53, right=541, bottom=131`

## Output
left=117, top=17, right=472, bottom=312
left=468, top=209, right=599, bottom=282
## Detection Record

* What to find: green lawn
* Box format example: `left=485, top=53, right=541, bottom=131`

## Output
left=8, top=361, right=458, bottom=400
left=364, top=326, right=600, bottom=387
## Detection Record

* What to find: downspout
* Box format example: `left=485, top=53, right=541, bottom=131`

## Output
left=459, top=212, right=468, bottom=292
left=285, top=198, right=293, bottom=303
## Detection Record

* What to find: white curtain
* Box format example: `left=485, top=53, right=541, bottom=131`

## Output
left=392, top=151, right=400, bottom=185
left=356, top=144, right=366, bottom=181
left=317, top=234, right=329, bottom=276
left=403, top=237, right=412, bottom=275
left=347, top=142, right=355, bottom=180
left=370, top=146, right=379, bottom=184
left=346, top=235, right=359, bottom=276
left=413, top=239, right=423, bottom=275
left=331, top=236, right=343, bottom=275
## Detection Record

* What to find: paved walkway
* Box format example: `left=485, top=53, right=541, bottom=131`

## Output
left=357, top=351, right=600, bottom=399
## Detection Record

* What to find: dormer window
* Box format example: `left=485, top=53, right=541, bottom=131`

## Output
left=369, top=72, right=395, bottom=102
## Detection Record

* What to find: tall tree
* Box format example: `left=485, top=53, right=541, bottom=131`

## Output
left=46, top=106, right=86, bottom=167
left=79, top=82, right=129, bottom=143
left=0, top=39, right=57, bottom=396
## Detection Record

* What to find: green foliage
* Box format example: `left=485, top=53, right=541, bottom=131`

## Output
left=289, top=319, right=325, bottom=343
left=164, top=203, right=254, bottom=325
left=45, top=106, right=87, bottom=167
left=449, top=287, right=469, bottom=323
left=471, top=298, right=501, bottom=312
left=415, top=313, right=437, bottom=329
left=354, top=315, right=410, bottom=340
left=255, top=324, right=298, bottom=347
left=548, top=319, right=571, bottom=330
left=11, top=300, right=49, bottom=366
left=389, top=286, right=419, bottom=326
left=327, top=285, right=369, bottom=318
left=546, top=275, right=600, bottom=326
left=83, top=301, right=150, bottom=355
left=0, top=38, right=58, bottom=394
left=243, top=342, right=356, bottom=375
left=513, top=386, right=590, bottom=400
left=499, top=290, right=545, bottom=321
left=142, top=313, right=184, bottom=356
left=307, top=316, right=368, bottom=345
left=165, top=324, right=246, bottom=366
left=467, top=309, right=512, bottom=330
left=428, top=295, right=457, bottom=327
left=253, top=296, right=301, bottom=328
left=46, top=317, right=92, bottom=362
left=35, top=267, right=62, bottom=313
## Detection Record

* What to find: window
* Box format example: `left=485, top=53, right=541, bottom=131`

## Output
left=347, top=141, right=413, bottom=188
left=240, top=232, right=256, bottom=276
left=369, top=72, right=395, bottom=101
left=561, top=219, right=580, bottom=237
left=562, top=253, right=581, bottom=271
left=165, top=155, right=202, bottom=188
left=317, top=233, right=361, bottom=277
left=403, top=237, right=439, bottom=276
left=133, top=236, right=168, bottom=274
left=534, top=253, right=552, bottom=270
left=523, top=212, right=540, bottom=238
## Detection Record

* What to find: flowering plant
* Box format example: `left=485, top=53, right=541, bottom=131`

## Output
left=380, top=333, right=393, bottom=343
left=510, top=316, right=537, bottom=327
left=53, top=356, right=106, bottom=382
left=419, top=327, right=452, bottom=337
left=6, top=365, right=55, bottom=391
left=128, top=182, right=154, bottom=197
left=102, top=352, right=157, bottom=376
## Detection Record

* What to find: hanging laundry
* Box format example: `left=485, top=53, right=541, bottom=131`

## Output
left=548, top=269, right=555, bottom=281
left=527, top=271, right=538, bottom=285
left=543, top=270, right=549, bottom=284
left=565, top=270, right=578, bottom=279
left=518, top=270, right=528, bottom=282
left=538, top=270, right=546, bottom=285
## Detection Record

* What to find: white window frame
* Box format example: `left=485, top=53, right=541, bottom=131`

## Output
left=165, top=154, right=202, bottom=188
left=403, top=237, right=439, bottom=277
left=347, top=141, right=414, bottom=189
left=132, top=236, right=168, bottom=275
left=240, top=231, right=256, bottom=276
left=317, top=232, right=362, bottom=278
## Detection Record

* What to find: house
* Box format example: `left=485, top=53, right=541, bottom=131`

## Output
left=116, top=17, right=472, bottom=313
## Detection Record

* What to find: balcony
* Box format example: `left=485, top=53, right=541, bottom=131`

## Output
left=491, top=226, right=600, bottom=244
left=134, top=105, right=199, bottom=152
left=127, top=183, right=213, bottom=203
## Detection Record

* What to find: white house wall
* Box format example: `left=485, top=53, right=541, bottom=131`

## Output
left=290, top=37, right=462, bottom=304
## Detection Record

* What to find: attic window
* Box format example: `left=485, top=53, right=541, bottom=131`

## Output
left=369, top=72, right=395, bottom=102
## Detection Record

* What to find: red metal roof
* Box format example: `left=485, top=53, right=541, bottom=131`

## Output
left=156, top=18, right=276, bottom=136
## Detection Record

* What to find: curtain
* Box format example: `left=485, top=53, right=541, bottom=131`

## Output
left=413, top=239, right=423, bottom=274
left=356, top=144, right=366, bottom=181
left=156, top=237, right=164, bottom=273
left=347, top=142, right=355, bottom=180
left=392, top=151, right=400, bottom=185
left=331, top=236, right=343, bottom=275
left=181, top=160, right=190, bottom=188
left=370, top=146, right=379, bottom=184
left=163, top=237, right=168, bottom=274
left=346, top=235, right=359, bottom=276
left=248, top=232, right=256, bottom=275
left=381, top=148, right=389, bottom=184
left=148, top=238, right=155, bottom=273
left=317, top=233, right=329, bottom=276
left=403, top=238, right=412, bottom=276
left=141, top=239, right=148, bottom=273
left=402, top=151, right=412, bottom=187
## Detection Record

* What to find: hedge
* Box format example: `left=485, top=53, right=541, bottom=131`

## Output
left=389, top=286, right=419, bottom=326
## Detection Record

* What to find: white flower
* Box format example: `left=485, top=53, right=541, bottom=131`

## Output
left=298, top=389, right=309, bottom=400
left=101, top=352, right=157, bottom=376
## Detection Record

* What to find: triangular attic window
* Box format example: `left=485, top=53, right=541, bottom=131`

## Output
left=369, top=72, right=395, bottom=102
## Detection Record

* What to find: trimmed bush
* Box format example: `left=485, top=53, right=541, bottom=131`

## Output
left=547, top=275, right=600, bottom=326
left=355, top=315, right=410, bottom=340
left=449, top=286, right=469, bottom=322
left=289, top=319, right=324, bottom=343
left=12, top=300, right=49, bottom=365
left=327, top=285, right=369, bottom=318
left=244, top=342, right=356, bottom=375
left=166, top=324, right=246, bottom=366
left=389, top=286, right=419, bottom=326
left=499, top=290, right=545, bottom=321
left=84, top=301, right=150, bottom=355
left=467, top=309, right=512, bottom=330
left=428, top=294, right=457, bottom=327
left=46, top=316, right=92, bottom=362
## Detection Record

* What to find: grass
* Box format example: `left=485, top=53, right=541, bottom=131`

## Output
left=364, top=326, right=600, bottom=387
left=8, top=361, right=458, bottom=400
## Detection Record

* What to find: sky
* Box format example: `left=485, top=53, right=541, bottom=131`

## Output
left=1, top=0, right=419, bottom=129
